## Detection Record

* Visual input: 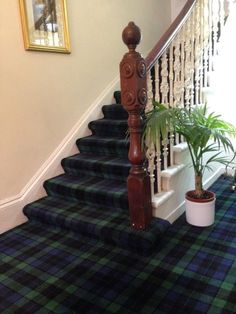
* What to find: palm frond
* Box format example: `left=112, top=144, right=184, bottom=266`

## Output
left=142, top=102, right=236, bottom=194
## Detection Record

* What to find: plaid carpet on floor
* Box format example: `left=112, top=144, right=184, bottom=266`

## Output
left=1, top=175, right=236, bottom=313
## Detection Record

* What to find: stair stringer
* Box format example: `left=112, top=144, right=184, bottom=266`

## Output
left=0, top=76, right=119, bottom=234
left=152, top=143, right=224, bottom=223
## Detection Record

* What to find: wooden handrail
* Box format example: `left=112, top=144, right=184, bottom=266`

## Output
left=145, top=0, right=196, bottom=70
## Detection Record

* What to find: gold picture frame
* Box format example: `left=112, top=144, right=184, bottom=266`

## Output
left=19, top=0, right=71, bottom=53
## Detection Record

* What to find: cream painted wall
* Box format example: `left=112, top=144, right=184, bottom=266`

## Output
left=0, top=0, right=171, bottom=201
left=171, top=0, right=187, bottom=20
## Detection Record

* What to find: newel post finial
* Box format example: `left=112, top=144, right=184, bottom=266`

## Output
left=122, top=21, right=141, bottom=51
left=120, top=22, right=152, bottom=230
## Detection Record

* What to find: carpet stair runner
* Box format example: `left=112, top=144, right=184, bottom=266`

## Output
left=23, top=91, right=170, bottom=254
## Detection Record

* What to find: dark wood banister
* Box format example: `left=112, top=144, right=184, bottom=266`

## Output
left=120, top=0, right=197, bottom=230
left=146, top=0, right=196, bottom=70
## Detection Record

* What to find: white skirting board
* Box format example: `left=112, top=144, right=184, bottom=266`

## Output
left=0, top=76, right=120, bottom=234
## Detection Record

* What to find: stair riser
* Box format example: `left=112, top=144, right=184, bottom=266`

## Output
left=113, top=91, right=121, bottom=104
left=25, top=216, right=155, bottom=254
left=61, top=157, right=130, bottom=181
left=76, top=139, right=129, bottom=157
left=62, top=166, right=129, bottom=182
left=89, top=125, right=128, bottom=138
left=102, top=104, right=128, bottom=120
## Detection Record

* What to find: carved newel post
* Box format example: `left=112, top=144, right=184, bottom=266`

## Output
left=120, top=22, right=152, bottom=230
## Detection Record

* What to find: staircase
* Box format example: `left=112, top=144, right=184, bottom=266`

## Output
left=23, top=91, right=170, bottom=255
left=21, top=0, right=232, bottom=252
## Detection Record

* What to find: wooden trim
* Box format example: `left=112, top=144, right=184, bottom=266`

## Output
left=145, top=0, right=196, bottom=70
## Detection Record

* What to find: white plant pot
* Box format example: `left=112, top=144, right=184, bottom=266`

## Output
left=185, top=191, right=215, bottom=227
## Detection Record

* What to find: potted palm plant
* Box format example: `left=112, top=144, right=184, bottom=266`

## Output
left=143, top=102, right=236, bottom=226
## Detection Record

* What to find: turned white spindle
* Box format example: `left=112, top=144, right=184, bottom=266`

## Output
left=173, top=33, right=182, bottom=144
left=203, top=0, right=210, bottom=88
left=212, top=0, right=219, bottom=59
left=208, top=0, right=213, bottom=74
left=191, top=9, right=196, bottom=107
left=154, top=63, right=160, bottom=102
left=155, top=141, right=162, bottom=193
left=226, top=0, right=234, bottom=17
left=194, top=1, right=201, bottom=105
left=169, top=133, right=175, bottom=166
left=146, top=70, right=153, bottom=113
left=160, top=51, right=169, bottom=104
left=146, top=144, right=156, bottom=197
left=184, top=17, right=193, bottom=110
left=219, top=0, right=225, bottom=45
left=167, top=43, right=174, bottom=166
left=173, top=33, right=182, bottom=110
left=199, top=0, right=204, bottom=104
left=169, top=44, right=174, bottom=108
left=180, top=26, right=185, bottom=108
left=162, top=138, right=169, bottom=170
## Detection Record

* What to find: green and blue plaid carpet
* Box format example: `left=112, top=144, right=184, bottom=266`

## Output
left=1, top=175, right=236, bottom=313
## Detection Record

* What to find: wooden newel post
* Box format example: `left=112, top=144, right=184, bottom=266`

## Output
left=120, top=22, right=152, bottom=230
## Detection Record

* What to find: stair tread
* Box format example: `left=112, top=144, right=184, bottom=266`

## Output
left=24, top=196, right=170, bottom=254
left=62, top=153, right=130, bottom=180
left=78, top=135, right=129, bottom=144
left=44, top=174, right=128, bottom=209
left=89, top=118, right=128, bottom=125
left=45, top=173, right=127, bottom=191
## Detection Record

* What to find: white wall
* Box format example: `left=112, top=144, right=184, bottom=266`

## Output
left=0, top=1, right=171, bottom=202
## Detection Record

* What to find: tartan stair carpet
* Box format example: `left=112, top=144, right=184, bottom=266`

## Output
left=23, top=91, right=170, bottom=254
left=1, top=175, right=236, bottom=313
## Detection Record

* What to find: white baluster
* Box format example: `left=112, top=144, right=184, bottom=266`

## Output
left=199, top=0, right=204, bottom=104
left=212, top=0, right=220, bottom=59
left=203, top=0, right=210, bottom=88
left=173, top=33, right=183, bottom=108
left=180, top=25, right=185, bottom=108
left=168, top=43, right=174, bottom=167
left=191, top=8, right=195, bottom=107
left=162, top=138, right=169, bottom=170
left=173, top=33, right=182, bottom=144
left=226, top=0, right=234, bottom=17
left=146, top=69, right=153, bottom=113
left=219, top=0, right=225, bottom=40
left=155, top=141, right=162, bottom=193
left=146, top=144, right=156, bottom=198
left=169, top=133, right=175, bottom=166
left=184, top=18, right=193, bottom=110
left=169, top=44, right=174, bottom=108
left=208, top=0, right=213, bottom=74
left=154, top=63, right=160, bottom=102
left=160, top=51, right=169, bottom=104
left=194, top=0, right=201, bottom=105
